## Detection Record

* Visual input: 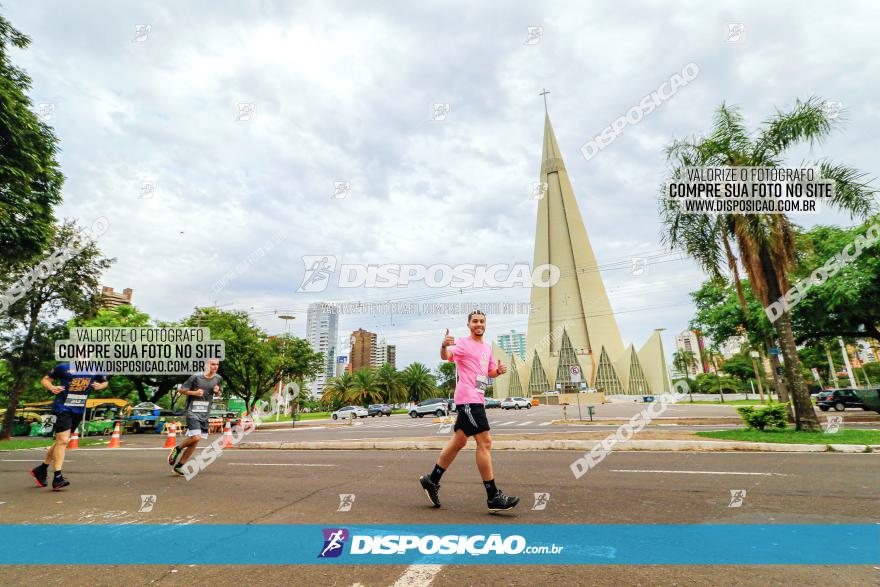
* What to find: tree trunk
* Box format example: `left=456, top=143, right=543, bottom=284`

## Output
left=1, top=308, right=41, bottom=440
left=0, top=370, right=28, bottom=440
left=775, top=312, right=821, bottom=431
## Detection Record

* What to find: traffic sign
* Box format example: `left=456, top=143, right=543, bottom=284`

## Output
left=569, top=365, right=582, bottom=383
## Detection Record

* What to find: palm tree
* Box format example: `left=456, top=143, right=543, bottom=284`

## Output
left=347, top=368, right=384, bottom=406
left=376, top=363, right=407, bottom=405
left=401, top=362, right=438, bottom=403
left=661, top=97, right=876, bottom=431
left=672, top=350, right=697, bottom=402
left=321, top=372, right=353, bottom=409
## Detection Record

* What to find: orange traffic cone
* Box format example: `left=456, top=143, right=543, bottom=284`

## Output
left=163, top=421, right=177, bottom=448
left=68, top=428, right=80, bottom=450
left=108, top=422, right=122, bottom=448
left=221, top=419, right=233, bottom=448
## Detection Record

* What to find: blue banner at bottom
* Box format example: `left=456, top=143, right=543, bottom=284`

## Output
left=1, top=524, right=876, bottom=565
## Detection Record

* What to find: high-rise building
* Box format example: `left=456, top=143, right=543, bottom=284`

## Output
left=497, top=330, right=527, bottom=361
left=375, top=338, right=396, bottom=368
left=335, top=354, right=348, bottom=377
left=350, top=328, right=377, bottom=371
left=493, top=111, right=670, bottom=398
left=675, top=330, right=706, bottom=377
left=100, top=286, right=132, bottom=309
left=306, top=302, right=338, bottom=398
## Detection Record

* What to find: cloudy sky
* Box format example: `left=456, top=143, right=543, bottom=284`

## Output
left=7, top=0, right=879, bottom=369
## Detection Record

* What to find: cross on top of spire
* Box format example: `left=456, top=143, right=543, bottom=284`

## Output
left=539, top=88, right=550, bottom=113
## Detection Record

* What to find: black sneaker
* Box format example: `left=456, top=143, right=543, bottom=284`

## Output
left=487, top=491, right=519, bottom=513
left=419, top=475, right=441, bottom=508
left=167, top=445, right=181, bottom=467
left=173, top=463, right=186, bottom=477
left=30, top=465, right=48, bottom=488
left=51, top=474, right=70, bottom=491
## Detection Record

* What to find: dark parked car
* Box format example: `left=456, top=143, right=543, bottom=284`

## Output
left=368, top=403, right=392, bottom=417
left=816, top=388, right=865, bottom=411
left=484, top=398, right=502, bottom=409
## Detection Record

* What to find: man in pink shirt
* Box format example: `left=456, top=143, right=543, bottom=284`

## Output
left=419, top=310, right=520, bottom=512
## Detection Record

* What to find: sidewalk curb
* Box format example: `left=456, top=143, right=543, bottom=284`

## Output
left=236, top=439, right=879, bottom=452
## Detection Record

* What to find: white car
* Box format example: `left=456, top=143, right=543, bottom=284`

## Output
left=501, top=397, right=531, bottom=410
left=331, top=406, right=368, bottom=420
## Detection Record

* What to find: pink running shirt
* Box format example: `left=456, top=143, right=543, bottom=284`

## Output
left=447, top=336, right=496, bottom=404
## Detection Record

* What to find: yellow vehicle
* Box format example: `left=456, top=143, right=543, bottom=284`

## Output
left=23, top=398, right=130, bottom=436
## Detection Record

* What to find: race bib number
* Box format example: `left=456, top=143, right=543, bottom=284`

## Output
left=64, top=393, right=88, bottom=408
left=191, top=401, right=209, bottom=414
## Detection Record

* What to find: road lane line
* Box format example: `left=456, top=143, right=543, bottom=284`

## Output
left=539, top=421, right=552, bottom=426
left=495, top=421, right=516, bottom=426
left=391, top=564, right=443, bottom=587
left=610, top=469, right=790, bottom=476
left=518, top=421, right=534, bottom=426
left=227, top=463, right=337, bottom=467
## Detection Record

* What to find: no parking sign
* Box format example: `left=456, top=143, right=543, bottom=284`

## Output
left=569, top=365, right=582, bottom=383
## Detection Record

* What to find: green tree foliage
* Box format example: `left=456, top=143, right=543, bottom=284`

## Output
left=790, top=219, right=880, bottom=346
left=400, top=362, right=437, bottom=403
left=0, top=14, right=64, bottom=267
left=661, top=97, right=876, bottom=431
left=0, top=221, right=112, bottom=438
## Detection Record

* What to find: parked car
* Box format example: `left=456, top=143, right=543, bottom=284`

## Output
left=368, top=403, right=392, bottom=417
left=409, top=398, right=448, bottom=418
left=484, top=398, right=502, bottom=409
left=816, top=388, right=865, bottom=411
left=501, top=397, right=532, bottom=410
left=332, top=406, right=369, bottom=420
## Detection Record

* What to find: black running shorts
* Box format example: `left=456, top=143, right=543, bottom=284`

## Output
left=52, top=411, right=83, bottom=434
left=454, top=403, right=490, bottom=437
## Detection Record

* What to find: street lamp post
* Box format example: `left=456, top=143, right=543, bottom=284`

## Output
left=278, top=315, right=296, bottom=423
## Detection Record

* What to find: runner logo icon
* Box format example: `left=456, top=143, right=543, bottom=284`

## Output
left=318, top=528, right=349, bottom=558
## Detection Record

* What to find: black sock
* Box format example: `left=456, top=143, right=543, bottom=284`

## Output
left=53, top=470, right=63, bottom=478
left=484, top=479, right=499, bottom=498
left=429, top=464, right=445, bottom=484
left=35, top=463, right=48, bottom=471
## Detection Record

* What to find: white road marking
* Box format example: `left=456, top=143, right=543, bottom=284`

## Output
left=518, top=421, right=534, bottom=426
left=391, top=564, right=444, bottom=587
left=2, top=459, right=75, bottom=462
left=539, top=421, right=552, bottom=426
left=495, top=421, right=517, bottom=426
left=610, top=469, right=790, bottom=476
left=227, top=463, right=337, bottom=467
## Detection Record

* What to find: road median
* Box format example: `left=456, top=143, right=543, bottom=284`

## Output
left=237, top=437, right=880, bottom=453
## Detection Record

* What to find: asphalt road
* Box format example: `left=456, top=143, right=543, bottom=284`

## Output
left=1, top=444, right=877, bottom=585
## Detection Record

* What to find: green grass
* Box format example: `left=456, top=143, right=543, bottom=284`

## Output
left=696, top=428, right=880, bottom=445
left=689, top=399, right=777, bottom=405
left=0, top=437, right=107, bottom=450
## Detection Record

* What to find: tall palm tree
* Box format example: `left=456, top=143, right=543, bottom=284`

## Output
left=661, top=97, right=876, bottom=431
left=346, top=368, right=384, bottom=406
left=401, top=362, right=438, bottom=403
left=376, top=363, right=407, bottom=405
left=321, top=372, right=353, bottom=409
